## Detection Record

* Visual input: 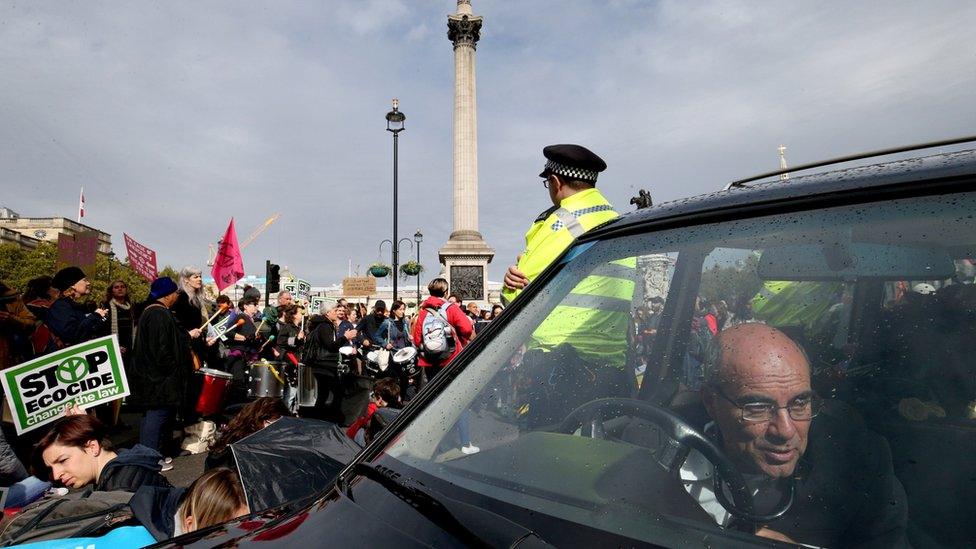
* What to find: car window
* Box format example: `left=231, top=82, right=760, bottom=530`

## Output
left=383, top=189, right=976, bottom=547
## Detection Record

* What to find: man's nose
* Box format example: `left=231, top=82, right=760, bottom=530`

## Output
left=766, top=408, right=797, bottom=440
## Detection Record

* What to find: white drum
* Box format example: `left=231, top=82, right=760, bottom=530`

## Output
left=393, top=347, right=417, bottom=364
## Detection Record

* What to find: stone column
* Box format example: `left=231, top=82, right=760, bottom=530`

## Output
left=449, top=0, right=480, bottom=238
left=439, top=0, right=494, bottom=302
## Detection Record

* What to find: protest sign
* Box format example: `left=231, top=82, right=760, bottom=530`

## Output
left=297, top=279, right=311, bottom=302
left=1, top=335, right=129, bottom=435
left=123, top=233, right=158, bottom=282
left=309, top=296, right=330, bottom=314
left=56, top=231, right=100, bottom=274
left=342, top=277, right=376, bottom=296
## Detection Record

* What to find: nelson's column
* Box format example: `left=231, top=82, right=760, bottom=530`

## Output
left=438, top=0, right=494, bottom=301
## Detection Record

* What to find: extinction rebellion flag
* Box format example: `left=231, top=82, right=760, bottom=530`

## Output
left=212, top=218, right=245, bottom=291
left=1, top=335, right=130, bottom=434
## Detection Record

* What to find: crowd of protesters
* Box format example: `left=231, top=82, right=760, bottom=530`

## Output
left=0, top=265, right=502, bottom=543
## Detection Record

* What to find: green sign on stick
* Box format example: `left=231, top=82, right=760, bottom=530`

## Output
left=1, top=335, right=129, bottom=435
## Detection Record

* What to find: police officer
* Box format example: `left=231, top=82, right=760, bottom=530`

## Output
left=501, top=144, right=620, bottom=304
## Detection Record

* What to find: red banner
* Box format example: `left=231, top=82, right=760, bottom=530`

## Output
left=211, top=218, right=245, bottom=291
left=123, top=233, right=158, bottom=282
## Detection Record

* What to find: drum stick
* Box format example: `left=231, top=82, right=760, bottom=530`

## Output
left=255, top=317, right=267, bottom=335
left=285, top=352, right=299, bottom=366
left=200, top=302, right=230, bottom=330
left=259, top=334, right=276, bottom=352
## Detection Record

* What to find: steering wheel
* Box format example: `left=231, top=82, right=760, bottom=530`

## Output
left=556, top=398, right=793, bottom=529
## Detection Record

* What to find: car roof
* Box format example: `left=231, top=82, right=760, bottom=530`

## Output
left=588, top=148, right=976, bottom=240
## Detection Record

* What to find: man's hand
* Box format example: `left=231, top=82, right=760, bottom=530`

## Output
left=504, top=265, right=530, bottom=291
left=188, top=328, right=202, bottom=339
left=344, top=329, right=357, bottom=340
left=362, top=339, right=371, bottom=348
left=755, top=527, right=795, bottom=544
left=206, top=338, right=217, bottom=346
left=95, top=308, right=108, bottom=318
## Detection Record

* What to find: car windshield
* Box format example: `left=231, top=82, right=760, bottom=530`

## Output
left=381, top=188, right=976, bottom=547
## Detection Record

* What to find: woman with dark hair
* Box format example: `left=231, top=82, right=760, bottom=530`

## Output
left=102, top=280, right=135, bottom=356
left=205, top=397, right=290, bottom=470
left=33, top=414, right=171, bottom=493
left=22, top=276, right=58, bottom=321
left=275, top=303, right=305, bottom=358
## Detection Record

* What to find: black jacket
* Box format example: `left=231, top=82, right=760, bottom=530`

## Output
left=93, top=445, right=172, bottom=493
left=130, top=485, right=186, bottom=541
left=307, top=317, right=349, bottom=371
left=129, top=302, right=192, bottom=408
left=46, top=297, right=105, bottom=346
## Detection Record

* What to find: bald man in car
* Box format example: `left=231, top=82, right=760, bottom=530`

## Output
left=690, top=324, right=908, bottom=547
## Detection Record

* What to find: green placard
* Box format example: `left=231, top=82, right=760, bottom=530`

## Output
left=1, top=335, right=129, bottom=434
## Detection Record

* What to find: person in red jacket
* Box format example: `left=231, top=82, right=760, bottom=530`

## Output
left=411, top=277, right=474, bottom=390
left=411, top=278, right=479, bottom=454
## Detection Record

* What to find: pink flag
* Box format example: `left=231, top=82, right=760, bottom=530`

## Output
left=211, top=218, right=245, bottom=291
left=123, top=233, right=158, bottom=282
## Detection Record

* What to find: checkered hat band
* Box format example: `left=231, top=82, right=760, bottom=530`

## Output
left=545, top=160, right=599, bottom=182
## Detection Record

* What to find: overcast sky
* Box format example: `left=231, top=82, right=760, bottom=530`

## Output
left=2, top=1, right=974, bottom=286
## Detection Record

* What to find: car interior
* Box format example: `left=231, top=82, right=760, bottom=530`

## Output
left=385, top=188, right=975, bottom=547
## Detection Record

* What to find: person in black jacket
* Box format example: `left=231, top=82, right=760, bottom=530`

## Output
left=33, top=414, right=171, bottom=493
left=46, top=267, right=108, bottom=347
left=130, top=277, right=197, bottom=452
left=692, top=323, right=907, bottom=547
left=303, top=304, right=357, bottom=424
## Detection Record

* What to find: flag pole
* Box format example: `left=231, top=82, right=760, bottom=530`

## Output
left=77, top=187, right=84, bottom=223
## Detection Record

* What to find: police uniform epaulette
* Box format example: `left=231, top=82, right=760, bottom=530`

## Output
left=534, top=205, right=560, bottom=223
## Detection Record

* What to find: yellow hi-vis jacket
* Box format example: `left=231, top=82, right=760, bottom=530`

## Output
left=501, top=188, right=619, bottom=304
left=529, top=257, right=637, bottom=369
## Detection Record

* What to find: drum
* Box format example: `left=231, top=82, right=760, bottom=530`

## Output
left=195, top=368, right=234, bottom=416
left=248, top=360, right=285, bottom=398
left=393, top=347, right=421, bottom=378
left=296, top=363, right=317, bottom=407
left=364, top=350, right=381, bottom=376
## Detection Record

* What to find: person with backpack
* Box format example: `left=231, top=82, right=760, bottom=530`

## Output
left=412, top=278, right=473, bottom=389
left=412, top=279, right=478, bottom=454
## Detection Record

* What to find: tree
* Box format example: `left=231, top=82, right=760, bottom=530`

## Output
left=0, top=243, right=152, bottom=304
left=699, top=253, right=763, bottom=306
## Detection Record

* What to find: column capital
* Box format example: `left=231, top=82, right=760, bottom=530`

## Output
left=448, top=13, right=482, bottom=50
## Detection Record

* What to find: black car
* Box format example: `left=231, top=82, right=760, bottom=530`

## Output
left=167, top=142, right=976, bottom=548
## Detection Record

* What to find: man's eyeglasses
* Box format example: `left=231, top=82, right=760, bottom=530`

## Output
left=712, top=385, right=821, bottom=423
left=542, top=176, right=551, bottom=189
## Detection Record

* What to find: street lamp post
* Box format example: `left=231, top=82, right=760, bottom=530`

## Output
left=414, top=229, right=423, bottom=306
left=386, top=99, right=406, bottom=301
left=379, top=238, right=413, bottom=301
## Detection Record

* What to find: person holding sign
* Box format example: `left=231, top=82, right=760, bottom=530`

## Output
left=130, top=277, right=193, bottom=453
left=46, top=267, right=107, bottom=347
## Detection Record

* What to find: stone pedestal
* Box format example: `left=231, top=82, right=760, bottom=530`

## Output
left=439, top=0, right=494, bottom=302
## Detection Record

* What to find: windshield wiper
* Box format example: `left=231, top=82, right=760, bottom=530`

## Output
left=346, top=462, right=552, bottom=549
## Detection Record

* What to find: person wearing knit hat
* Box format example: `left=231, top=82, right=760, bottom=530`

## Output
left=46, top=266, right=108, bottom=347
left=130, top=276, right=194, bottom=453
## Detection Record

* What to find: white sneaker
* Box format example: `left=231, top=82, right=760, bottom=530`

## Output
left=159, top=459, right=174, bottom=472
left=460, top=444, right=480, bottom=455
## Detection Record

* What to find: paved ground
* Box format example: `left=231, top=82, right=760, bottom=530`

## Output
left=112, top=409, right=209, bottom=488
